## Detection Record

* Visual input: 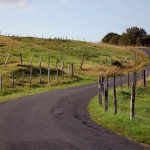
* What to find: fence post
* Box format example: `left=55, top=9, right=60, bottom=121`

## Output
left=4, top=54, right=10, bottom=66
left=0, top=75, right=2, bottom=91
left=130, top=71, right=136, bottom=120
left=128, top=72, right=130, bottom=88
left=29, top=67, right=32, bottom=87
left=100, top=60, right=104, bottom=65
left=19, top=53, right=23, bottom=65
left=101, top=76, right=104, bottom=93
left=113, top=74, right=117, bottom=115
left=61, top=61, right=64, bottom=78
left=80, top=56, right=84, bottom=70
left=98, top=77, right=104, bottom=106
left=30, top=55, right=33, bottom=66
left=39, top=56, right=42, bottom=67
left=71, top=63, right=74, bottom=77
left=104, top=76, right=108, bottom=112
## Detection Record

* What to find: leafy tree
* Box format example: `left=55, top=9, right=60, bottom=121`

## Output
left=142, top=35, right=150, bottom=47
left=101, top=32, right=118, bottom=43
left=101, top=26, right=150, bottom=47
left=109, top=35, right=121, bottom=45
left=136, top=37, right=143, bottom=46
left=125, top=27, right=147, bottom=46
left=118, top=33, right=130, bottom=46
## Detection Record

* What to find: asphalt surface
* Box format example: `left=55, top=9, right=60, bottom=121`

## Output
left=0, top=48, right=150, bottom=150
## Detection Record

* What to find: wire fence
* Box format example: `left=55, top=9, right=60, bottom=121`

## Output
left=98, top=68, right=150, bottom=121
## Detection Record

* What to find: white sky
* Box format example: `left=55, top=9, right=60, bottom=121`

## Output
left=0, top=0, right=150, bottom=42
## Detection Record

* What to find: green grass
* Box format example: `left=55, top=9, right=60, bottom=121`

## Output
left=0, top=35, right=149, bottom=102
left=88, top=81, right=150, bottom=146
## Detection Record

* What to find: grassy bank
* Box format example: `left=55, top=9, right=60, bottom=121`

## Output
left=88, top=80, right=150, bottom=146
left=0, top=35, right=149, bottom=102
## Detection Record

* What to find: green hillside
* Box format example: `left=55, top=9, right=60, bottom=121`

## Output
left=0, top=35, right=149, bottom=101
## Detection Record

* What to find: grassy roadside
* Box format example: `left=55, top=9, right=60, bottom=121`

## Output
left=0, top=75, right=96, bottom=102
left=87, top=80, right=150, bottom=146
left=0, top=35, right=149, bottom=102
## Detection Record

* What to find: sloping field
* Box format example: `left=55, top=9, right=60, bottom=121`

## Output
left=0, top=36, right=149, bottom=101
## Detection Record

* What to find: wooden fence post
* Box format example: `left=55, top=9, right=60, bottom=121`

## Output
left=61, top=61, right=64, bottom=78
left=101, top=76, right=104, bottom=93
left=39, top=56, right=42, bottom=67
left=48, top=59, right=50, bottom=83
left=98, top=77, right=103, bottom=106
left=0, top=75, right=2, bottom=91
left=104, top=76, right=108, bottom=112
left=30, top=55, right=33, bottom=66
left=80, top=56, right=84, bottom=70
left=29, top=67, right=32, bottom=87
left=71, top=63, right=74, bottom=77
left=113, top=74, right=117, bottom=115
left=98, top=78, right=102, bottom=106
left=4, top=54, right=10, bottom=66
left=100, top=60, right=104, bottom=65
left=142, top=70, right=144, bottom=79
left=130, top=71, right=136, bottom=120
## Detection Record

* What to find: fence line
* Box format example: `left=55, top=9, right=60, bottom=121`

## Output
left=98, top=69, right=150, bottom=120
left=0, top=58, right=77, bottom=89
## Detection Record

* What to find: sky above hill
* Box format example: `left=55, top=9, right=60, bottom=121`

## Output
left=0, top=0, right=150, bottom=42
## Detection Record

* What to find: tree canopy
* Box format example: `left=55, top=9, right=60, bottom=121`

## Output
left=101, top=26, right=150, bottom=47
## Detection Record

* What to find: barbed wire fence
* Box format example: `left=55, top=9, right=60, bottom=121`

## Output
left=98, top=67, right=150, bottom=121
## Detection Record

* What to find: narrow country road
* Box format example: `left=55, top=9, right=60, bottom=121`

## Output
left=0, top=48, right=150, bottom=150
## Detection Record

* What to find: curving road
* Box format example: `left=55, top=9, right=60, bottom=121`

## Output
left=0, top=48, right=150, bottom=150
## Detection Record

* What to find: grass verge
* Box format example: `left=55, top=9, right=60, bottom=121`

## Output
left=88, top=80, right=150, bottom=146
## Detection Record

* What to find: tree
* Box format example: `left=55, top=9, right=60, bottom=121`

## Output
left=109, top=35, right=121, bottom=45
left=101, top=32, right=119, bottom=43
left=125, top=27, right=147, bottom=46
left=136, top=37, right=143, bottom=46
left=101, top=26, right=150, bottom=47
left=142, top=35, right=150, bottom=47
left=118, top=33, right=130, bottom=46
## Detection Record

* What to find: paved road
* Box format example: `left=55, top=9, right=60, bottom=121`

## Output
left=0, top=48, right=150, bottom=150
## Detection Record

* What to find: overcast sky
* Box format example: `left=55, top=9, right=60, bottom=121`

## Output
left=0, top=0, right=150, bottom=42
